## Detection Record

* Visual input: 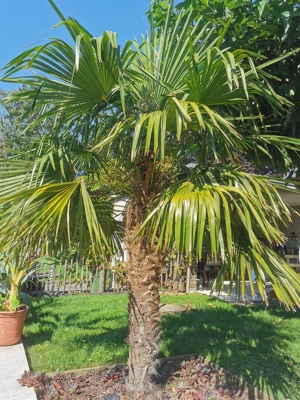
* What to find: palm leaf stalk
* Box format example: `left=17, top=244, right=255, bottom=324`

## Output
left=1, top=1, right=300, bottom=395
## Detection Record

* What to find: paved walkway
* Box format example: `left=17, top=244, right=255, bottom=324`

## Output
left=0, top=341, right=36, bottom=400
left=198, top=280, right=272, bottom=303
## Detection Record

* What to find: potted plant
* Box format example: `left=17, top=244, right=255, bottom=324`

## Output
left=0, top=251, right=34, bottom=346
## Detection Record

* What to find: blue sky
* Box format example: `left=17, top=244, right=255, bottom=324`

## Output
left=0, top=0, right=150, bottom=90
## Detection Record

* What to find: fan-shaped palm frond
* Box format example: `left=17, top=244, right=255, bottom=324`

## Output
left=140, top=166, right=300, bottom=309
left=0, top=128, right=122, bottom=260
left=144, top=167, right=290, bottom=258
left=126, top=29, right=296, bottom=164
left=213, top=240, right=300, bottom=310
left=0, top=180, right=121, bottom=258
left=3, top=28, right=121, bottom=126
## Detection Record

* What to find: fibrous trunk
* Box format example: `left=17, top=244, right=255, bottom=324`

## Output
left=124, top=196, right=162, bottom=397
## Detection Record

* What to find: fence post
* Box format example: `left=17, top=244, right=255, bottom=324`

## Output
left=186, top=266, right=191, bottom=292
left=62, top=260, right=67, bottom=293
left=189, top=261, right=198, bottom=292
left=99, top=269, right=105, bottom=293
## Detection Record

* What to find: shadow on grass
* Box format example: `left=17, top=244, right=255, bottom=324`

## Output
left=161, top=299, right=300, bottom=400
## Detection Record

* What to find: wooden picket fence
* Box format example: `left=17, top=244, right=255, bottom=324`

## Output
left=26, top=258, right=203, bottom=295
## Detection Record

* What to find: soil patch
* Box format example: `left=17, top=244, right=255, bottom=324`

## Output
left=19, top=355, right=273, bottom=400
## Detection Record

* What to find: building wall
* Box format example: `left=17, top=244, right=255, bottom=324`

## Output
left=281, top=206, right=300, bottom=242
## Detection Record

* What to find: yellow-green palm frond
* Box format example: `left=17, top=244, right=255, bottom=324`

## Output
left=213, top=241, right=300, bottom=311
left=0, top=180, right=121, bottom=259
left=143, top=167, right=291, bottom=260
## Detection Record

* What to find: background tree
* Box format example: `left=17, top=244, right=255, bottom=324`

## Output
left=0, top=87, right=49, bottom=157
left=1, top=1, right=300, bottom=397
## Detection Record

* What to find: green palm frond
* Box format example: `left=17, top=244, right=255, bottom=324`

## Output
left=0, top=131, right=106, bottom=192
left=140, top=166, right=300, bottom=308
left=143, top=167, right=290, bottom=259
left=0, top=132, right=121, bottom=259
left=213, top=241, right=300, bottom=311
left=127, top=23, right=291, bottom=162
left=3, top=30, right=120, bottom=125
left=0, top=158, right=37, bottom=195
left=0, top=180, right=120, bottom=259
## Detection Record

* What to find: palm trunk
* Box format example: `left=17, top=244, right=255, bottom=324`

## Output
left=124, top=194, right=162, bottom=396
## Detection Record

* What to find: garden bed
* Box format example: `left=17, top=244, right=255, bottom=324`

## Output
left=20, top=355, right=273, bottom=400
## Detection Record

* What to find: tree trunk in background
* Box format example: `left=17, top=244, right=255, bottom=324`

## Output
left=124, top=196, right=162, bottom=396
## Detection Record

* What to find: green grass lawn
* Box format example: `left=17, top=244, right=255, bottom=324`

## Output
left=23, top=293, right=300, bottom=400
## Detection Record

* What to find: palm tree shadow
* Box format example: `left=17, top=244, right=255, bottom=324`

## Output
left=154, top=355, right=269, bottom=400
left=22, top=296, right=129, bottom=370
left=23, top=296, right=61, bottom=345
left=160, top=302, right=300, bottom=400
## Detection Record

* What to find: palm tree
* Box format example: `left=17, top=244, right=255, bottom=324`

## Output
left=1, top=1, right=300, bottom=396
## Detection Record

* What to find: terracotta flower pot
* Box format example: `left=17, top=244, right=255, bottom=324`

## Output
left=0, top=306, right=28, bottom=346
